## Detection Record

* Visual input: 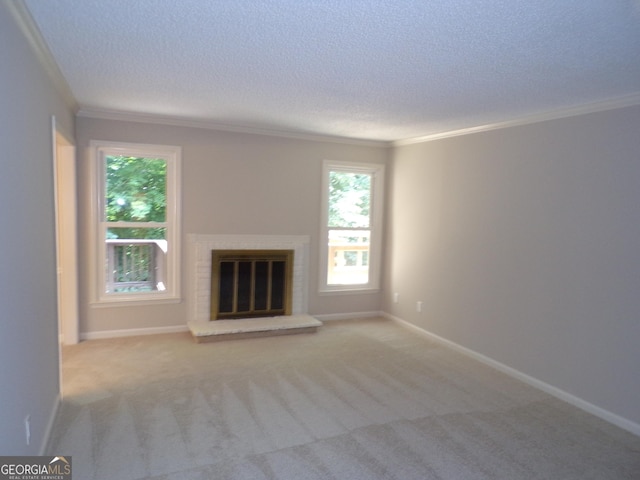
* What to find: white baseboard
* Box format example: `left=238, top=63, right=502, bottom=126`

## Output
left=39, top=393, right=61, bottom=455
left=313, top=311, right=383, bottom=322
left=80, top=313, right=384, bottom=339
left=80, top=324, right=189, bottom=341
left=383, top=312, right=640, bottom=438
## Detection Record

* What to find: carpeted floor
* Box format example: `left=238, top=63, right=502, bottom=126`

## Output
left=47, top=317, right=640, bottom=479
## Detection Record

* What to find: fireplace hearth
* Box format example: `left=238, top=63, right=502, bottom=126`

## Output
left=187, top=234, right=317, bottom=342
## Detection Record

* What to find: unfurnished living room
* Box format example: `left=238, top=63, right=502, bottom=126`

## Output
left=1, top=1, right=640, bottom=479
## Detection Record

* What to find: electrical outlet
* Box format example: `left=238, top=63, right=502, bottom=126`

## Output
left=25, top=415, right=31, bottom=446
left=393, top=292, right=399, bottom=303
left=416, top=301, right=423, bottom=313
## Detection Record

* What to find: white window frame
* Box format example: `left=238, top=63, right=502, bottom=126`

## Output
left=319, top=160, right=385, bottom=294
left=90, top=140, right=182, bottom=306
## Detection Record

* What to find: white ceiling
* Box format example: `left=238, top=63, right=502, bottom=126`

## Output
left=22, top=0, right=640, bottom=142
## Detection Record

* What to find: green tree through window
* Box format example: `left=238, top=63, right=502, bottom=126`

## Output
left=328, top=171, right=371, bottom=228
left=105, top=156, right=166, bottom=240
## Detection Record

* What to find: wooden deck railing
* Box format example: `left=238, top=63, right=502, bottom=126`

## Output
left=327, top=243, right=369, bottom=285
left=106, top=239, right=165, bottom=293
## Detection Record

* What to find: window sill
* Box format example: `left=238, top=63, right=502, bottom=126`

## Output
left=91, top=295, right=182, bottom=308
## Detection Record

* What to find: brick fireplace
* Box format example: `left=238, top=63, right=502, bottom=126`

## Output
left=187, top=234, right=310, bottom=324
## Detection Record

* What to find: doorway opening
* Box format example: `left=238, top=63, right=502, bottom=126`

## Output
left=52, top=117, right=79, bottom=347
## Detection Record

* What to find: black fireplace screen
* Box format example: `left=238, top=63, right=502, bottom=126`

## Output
left=211, top=250, right=293, bottom=320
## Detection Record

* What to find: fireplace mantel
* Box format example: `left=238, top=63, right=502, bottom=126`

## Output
left=187, top=234, right=310, bottom=323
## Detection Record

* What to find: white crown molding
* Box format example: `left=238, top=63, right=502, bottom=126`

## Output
left=77, top=107, right=391, bottom=148
left=79, top=91, right=640, bottom=149
left=6, top=0, right=78, bottom=112
left=394, top=93, right=640, bottom=147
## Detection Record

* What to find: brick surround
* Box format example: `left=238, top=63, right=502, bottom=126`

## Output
left=187, top=234, right=310, bottom=323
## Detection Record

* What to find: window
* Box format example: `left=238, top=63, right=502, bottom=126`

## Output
left=320, top=160, right=384, bottom=293
left=92, top=141, right=181, bottom=304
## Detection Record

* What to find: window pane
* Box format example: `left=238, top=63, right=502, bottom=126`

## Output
left=237, top=261, right=252, bottom=312
left=105, top=228, right=167, bottom=294
left=218, top=261, right=235, bottom=313
left=106, top=156, right=167, bottom=223
left=327, top=230, right=370, bottom=285
left=254, top=261, right=269, bottom=311
left=328, top=171, right=371, bottom=228
left=271, top=261, right=286, bottom=309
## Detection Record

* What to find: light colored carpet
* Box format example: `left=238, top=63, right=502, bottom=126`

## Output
left=47, top=317, right=640, bottom=479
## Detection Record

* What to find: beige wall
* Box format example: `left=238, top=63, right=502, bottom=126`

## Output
left=384, top=105, right=640, bottom=427
left=0, top=2, right=75, bottom=454
left=76, top=117, right=389, bottom=334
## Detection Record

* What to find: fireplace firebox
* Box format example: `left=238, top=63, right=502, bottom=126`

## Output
left=210, top=250, right=293, bottom=320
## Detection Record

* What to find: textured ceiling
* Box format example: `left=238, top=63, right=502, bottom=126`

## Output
left=22, top=0, right=640, bottom=142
